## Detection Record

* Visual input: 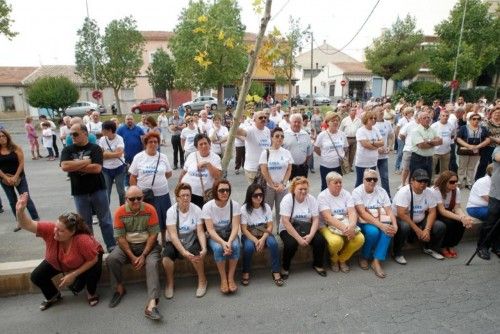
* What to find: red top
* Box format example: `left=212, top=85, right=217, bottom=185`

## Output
left=36, top=222, right=103, bottom=272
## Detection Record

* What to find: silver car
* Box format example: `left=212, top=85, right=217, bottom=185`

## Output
left=65, top=101, right=106, bottom=116
left=182, top=96, right=217, bottom=111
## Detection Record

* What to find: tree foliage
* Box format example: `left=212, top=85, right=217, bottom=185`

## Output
left=429, top=0, right=500, bottom=84
left=0, top=0, right=17, bottom=40
left=170, top=0, right=248, bottom=108
left=146, top=48, right=176, bottom=99
left=365, top=15, right=424, bottom=94
left=75, top=16, right=144, bottom=114
left=26, top=76, right=79, bottom=119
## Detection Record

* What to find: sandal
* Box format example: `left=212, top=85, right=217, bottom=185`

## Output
left=88, top=294, right=100, bottom=307
left=240, top=273, right=250, bottom=286
left=40, top=293, right=62, bottom=311
left=272, top=272, right=284, bottom=287
left=280, top=270, right=289, bottom=280
left=313, top=266, right=327, bottom=277
left=220, top=281, right=229, bottom=294
left=228, top=280, right=238, bottom=293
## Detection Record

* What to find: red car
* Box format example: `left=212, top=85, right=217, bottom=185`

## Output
left=131, top=98, right=169, bottom=114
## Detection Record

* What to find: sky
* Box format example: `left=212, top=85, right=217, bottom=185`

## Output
left=0, top=0, right=458, bottom=66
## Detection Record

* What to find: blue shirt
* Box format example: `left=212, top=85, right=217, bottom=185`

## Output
left=266, top=119, right=276, bottom=130
left=117, top=124, right=145, bottom=163
left=66, top=133, right=97, bottom=146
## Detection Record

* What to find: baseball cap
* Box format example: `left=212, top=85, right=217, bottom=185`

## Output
left=412, top=169, right=429, bottom=182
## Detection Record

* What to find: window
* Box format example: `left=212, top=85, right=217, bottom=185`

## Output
left=2, top=96, right=15, bottom=112
left=329, top=83, right=335, bottom=97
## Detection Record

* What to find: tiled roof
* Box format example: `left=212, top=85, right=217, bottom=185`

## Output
left=22, top=65, right=83, bottom=85
left=141, top=30, right=257, bottom=42
left=0, top=67, right=37, bottom=86
left=334, top=62, right=371, bottom=74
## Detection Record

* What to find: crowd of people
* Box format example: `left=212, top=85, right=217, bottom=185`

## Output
left=1, top=97, right=499, bottom=321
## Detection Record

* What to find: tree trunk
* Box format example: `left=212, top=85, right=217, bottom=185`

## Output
left=113, top=89, right=122, bottom=115
left=167, top=89, right=173, bottom=111
left=217, top=84, right=224, bottom=113
left=494, top=67, right=499, bottom=100
left=384, top=78, right=389, bottom=97
left=221, top=0, right=273, bottom=173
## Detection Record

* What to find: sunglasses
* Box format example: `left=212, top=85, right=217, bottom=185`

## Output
left=448, top=180, right=458, bottom=184
left=218, top=188, right=230, bottom=194
left=127, top=196, right=143, bottom=202
left=252, top=193, right=264, bottom=199
left=365, top=177, right=378, bottom=182
left=258, top=116, right=267, bottom=120
left=274, top=134, right=284, bottom=138
left=415, top=179, right=429, bottom=184
left=70, top=132, right=80, bottom=137
left=471, top=118, right=480, bottom=121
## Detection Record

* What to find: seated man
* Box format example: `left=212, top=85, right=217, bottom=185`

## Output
left=392, top=169, right=446, bottom=264
left=106, top=186, right=162, bottom=321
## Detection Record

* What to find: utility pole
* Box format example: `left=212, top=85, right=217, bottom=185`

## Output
left=86, top=0, right=98, bottom=90
left=309, top=31, right=313, bottom=109
left=450, top=0, right=468, bottom=104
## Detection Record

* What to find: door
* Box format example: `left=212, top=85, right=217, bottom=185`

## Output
left=372, top=78, right=383, bottom=98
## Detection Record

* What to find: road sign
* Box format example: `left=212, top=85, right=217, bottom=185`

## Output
left=340, top=80, right=347, bottom=87
left=92, top=90, right=102, bottom=100
left=451, top=80, right=459, bottom=90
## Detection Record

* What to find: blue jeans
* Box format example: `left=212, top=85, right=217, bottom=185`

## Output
left=241, top=234, right=280, bottom=273
left=377, top=158, right=390, bottom=198
left=153, top=193, right=172, bottom=231
left=467, top=207, right=489, bottom=221
left=320, top=165, right=342, bottom=191
left=308, top=155, right=314, bottom=170
left=208, top=238, right=240, bottom=262
left=359, top=223, right=392, bottom=261
left=73, top=189, right=115, bottom=251
left=449, top=143, right=458, bottom=173
left=395, top=138, right=404, bottom=171
left=0, top=174, right=39, bottom=220
left=102, top=165, right=126, bottom=205
left=355, top=166, right=376, bottom=188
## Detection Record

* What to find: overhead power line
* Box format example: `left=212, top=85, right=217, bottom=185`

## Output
left=270, top=0, right=292, bottom=22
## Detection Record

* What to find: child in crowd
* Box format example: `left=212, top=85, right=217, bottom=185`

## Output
left=41, top=122, right=55, bottom=160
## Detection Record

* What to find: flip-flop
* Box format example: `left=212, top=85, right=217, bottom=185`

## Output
left=88, top=294, right=99, bottom=307
left=272, top=273, right=284, bottom=287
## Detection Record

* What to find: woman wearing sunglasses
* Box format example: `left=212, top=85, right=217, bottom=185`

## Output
left=240, top=183, right=283, bottom=287
left=432, top=171, right=473, bottom=258
left=352, top=169, right=396, bottom=278
left=202, top=179, right=241, bottom=294
left=15, top=193, right=103, bottom=310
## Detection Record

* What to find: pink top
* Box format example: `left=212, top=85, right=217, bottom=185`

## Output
left=25, top=123, right=37, bottom=140
left=36, top=222, right=103, bottom=272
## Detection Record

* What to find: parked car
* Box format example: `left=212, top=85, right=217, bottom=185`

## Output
left=292, top=94, right=331, bottom=106
left=65, top=101, right=106, bottom=117
left=131, top=98, right=169, bottom=114
left=182, top=96, right=217, bottom=111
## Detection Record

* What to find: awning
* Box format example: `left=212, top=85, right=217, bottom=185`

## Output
left=345, top=75, right=372, bottom=82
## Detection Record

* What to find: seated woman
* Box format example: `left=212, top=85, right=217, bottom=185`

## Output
left=351, top=169, right=397, bottom=278
left=317, top=172, right=365, bottom=273
left=279, top=176, right=327, bottom=278
left=162, top=183, right=208, bottom=299
left=240, top=183, right=283, bottom=287
left=433, top=171, right=474, bottom=258
left=466, top=164, right=493, bottom=221
left=202, top=179, right=241, bottom=294
left=16, top=192, right=103, bottom=310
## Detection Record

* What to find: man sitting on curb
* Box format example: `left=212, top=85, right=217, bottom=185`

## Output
left=106, top=186, right=163, bottom=321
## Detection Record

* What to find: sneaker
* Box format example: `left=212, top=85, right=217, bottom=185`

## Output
left=394, top=255, right=407, bottom=265
left=423, top=248, right=445, bottom=260
left=144, top=306, right=162, bottom=321
left=477, top=248, right=491, bottom=260
left=92, top=216, right=99, bottom=225
left=310, top=169, right=316, bottom=174
left=235, top=169, right=240, bottom=175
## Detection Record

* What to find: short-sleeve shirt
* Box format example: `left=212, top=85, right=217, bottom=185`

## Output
left=37, top=222, right=103, bottom=272
left=113, top=203, right=160, bottom=244
left=355, top=126, right=382, bottom=167
left=314, top=130, right=348, bottom=168
left=279, top=193, right=319, bottom=233
left=411, top=124, right=438, bottom=156
left=116, top=124, right=145, bottom=163
left=99, top=135, right=125, bottom=169
left=168, top=116, right=184, bottom=135
left=431, top=121, right=455, bottom=155
left=467, top=175, right=491, bottom=208
left=60, top=142, right=106, bottom=196
left=244, top=126, right=271, bottom=172
left=240, top=203, right=273, bottom=227
left=283, top=129, right=312, bottom=165
left=181, top=127, right=199, bottom=154
left=392, top=185, right=437, bottom=223
left=165, top=203, right=202, bottom=243
left=317, top=188, right=354, bottom=227
left=373, top=120, right=394, bottom=160
left=202, top=199, right=241, bottom=235
left=432, top=187, right=461, bottom=210
left=87, top=121, right=102, bottom=137
left=259, top=147, right=293, bottom=185
left=351, top=185, right=391, bottom=210
left=209, top=126, right=229, bottom=155
left=129, top=151, right=172, bottom=197
left=181, top=152, right=222, bottom=197
left=457, top=125, right=490, bottom=151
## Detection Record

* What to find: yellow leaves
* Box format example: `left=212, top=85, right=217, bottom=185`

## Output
left=252, top=0, right=263, bottom=14
left=246, top=94, right=262, bottom=103
left=224, top=37, right=234, bottom=49
left=197, top=15, right=208, bottom=23
left=218, top=30, right=225, bottom=40
left=193, top=27, right=206, bottom=34
left=194, top=50, right=212, bottom=69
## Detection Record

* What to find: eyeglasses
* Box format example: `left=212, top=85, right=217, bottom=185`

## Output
left=70, top=132, right=80, bottom=137
left=127, top=196, right=143, bottom=202
left=448, top=180, right=458, bottom=184
left=218, top=188, right=230, bottom=194
left=369, top=117, right=376, bottom=120
left=365, top=177, right=378, bottom=182
left=178, top=194, right=191, bottom=198
left=252, top=193, right=264, bottom=199
left=415, top=179, right=429, bottom=184
left=471, top=118, right=480, bottom=121
left=147, top=141, right=158, bottom=144
left=284, top=114, right=290, bottom=117
left=274, top=134, right=284, bottom=138
left=258, top=116, right=267, bottom=120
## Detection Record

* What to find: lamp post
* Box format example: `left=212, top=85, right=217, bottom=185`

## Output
left=450, top=0, right=468, bottom=104
left=85, top=0, right=98, bottom=91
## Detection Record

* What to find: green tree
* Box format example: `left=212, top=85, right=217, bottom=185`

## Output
left=429, top=0, right=500, bottom=86
left=364, top=15, right=424, bottom=96
left=75, top=16, right=144, bottom=115
left=0, top=0, right=17, bottom=40
left=146, top=48, right=175, bottom=101
left=170, top=0, right=248, bottom=109
left=26, top=76, right=79, bottom=119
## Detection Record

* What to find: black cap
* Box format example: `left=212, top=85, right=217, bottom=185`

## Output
left=412, top=169, right=429, bottom=182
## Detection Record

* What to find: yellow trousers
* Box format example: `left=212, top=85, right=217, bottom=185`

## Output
left=320, top=226, right=365, bottom=264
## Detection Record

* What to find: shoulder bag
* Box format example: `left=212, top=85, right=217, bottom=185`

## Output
left=253, top=149, right=270, bottom=190
left=195, top=153, right=214, bottom=202
left=104, top=138, right=126, bottom=166
left=217, top=201, right=233, bottom=241
left=176, top=206, right=201, bottom=256
left=290, top=195, right=312, bottom=237
left=248, top=207, right=268, bottom=238
left=327, top=131, right=349, bottom=175
left=142, top=153, right=160, bottom=204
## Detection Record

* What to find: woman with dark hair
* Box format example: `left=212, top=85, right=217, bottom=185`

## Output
left=208, top=114, right=229, bottom=158
left=0, top=129, right=39, bottom=231
left=240, top=183, right=283, bottom=287
left=179, top=133, right=222, bottom=208
left=145, top=116, right=160, bottom=135
left=433, top=171, right=474, bottom=258
left=99, top=120, right=126, bottom=205
left=202, top=179, right=241, bottom=294
left=16, top=193, right=103, bottom=310
left=129, top=131, right=173, bottom=244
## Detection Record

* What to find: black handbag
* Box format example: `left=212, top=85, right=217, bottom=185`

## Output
left=216, top=201, right=233, bottom=241
left=176, top=207, right=201, bottom=256
left=142, top=153, right=161, bottom=204
left=289, top=194, right=311, bottom=237
left=253, top=149, right=270, bottom=190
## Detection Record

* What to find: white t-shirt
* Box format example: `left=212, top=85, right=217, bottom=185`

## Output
left=129, top=151, right=172, bottom=197
left=99, top=135, right=125, bottom=169
left=181, top=127, right=199, bottom=154
left=431, top=187, right=462, bottom=210
left=400, top=120, right=418, bottom=152
left=467, top=175, right=490, bottom=208
left=279, top=193, right=319, bottom=233
left=392, top=185, right=437, bottom=223
left=87, top=121, right=102, bottom=136
left=240, top=203, right=273, bottom=227
left=278, top=120, right=290, bottom=131
left=181, top=152, right=221, bottom=197
left=269, top=113, right=282, bottom=125
left=430, top=121, right=455, bottom=154
left=202, top=199, right=241, bottom=234
left=355, top=126, right=382, bottom=167
left=258, top=147, right=293, bottom=185
left=317, top=188, right=354, bottom=227
left=209, top=126, right=229, bottom=155
left=244, top=126, right=271, bottom=172
left=396, top=116, right=411, bottom=133
left=158, top=115, right=169, bottom=129
left=59, top=125, right=70, bottom=140
left=448, top=113, right=458, bottom=130
left=314, top=130, right=348, bottom=168
left=42, top=128, right=53, bottom=148
left=373, top=120, right=393, bottom=160
left=197, top=119, right=213, bottom=134
left=352, top=185, right=391, bottom=210
left=165, top=203, right=202, bottom=242
left=235, top=123, right=247, bottom=147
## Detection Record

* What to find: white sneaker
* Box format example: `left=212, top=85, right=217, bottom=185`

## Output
left=394, top=255, right=407, bottom=265
left=423, top=248, right=444, bottom=260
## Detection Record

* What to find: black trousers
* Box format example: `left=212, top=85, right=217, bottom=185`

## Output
left=438, top=215, right=465, bottom=248
left=30, top=253, right=103, bottom=300
left=289, top=163, right=309, bottom=180
left=475, top=146, right=494, bottom=180
left=235, top=146, right=245, bottom=170
left=52, top=134, right=59, bottom=157
left=477, top=197, right=500, bottom=251
left=393, top=219, right=446, bottom=255
left=410, top=153, right=432, bottom=180
left=171, top=134, right=184, bottom=168
left=280, top=230, right=326, bottom=271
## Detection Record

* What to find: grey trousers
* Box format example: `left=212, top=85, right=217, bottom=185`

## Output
left=265, top=185, right=287, bottom=233
left=106, top=242, right=162, bottom=301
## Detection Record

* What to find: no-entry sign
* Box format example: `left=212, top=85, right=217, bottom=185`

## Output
left=341, top=80, right=347, bottom=87
left=92, top=90, right=102, bottom=100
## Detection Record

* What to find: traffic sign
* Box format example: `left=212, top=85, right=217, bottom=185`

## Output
left=340, top=80, right=347, bottom=87
left=451, top=80, right=459, bottom=90
left=92, top=90, right=102, bottom=100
